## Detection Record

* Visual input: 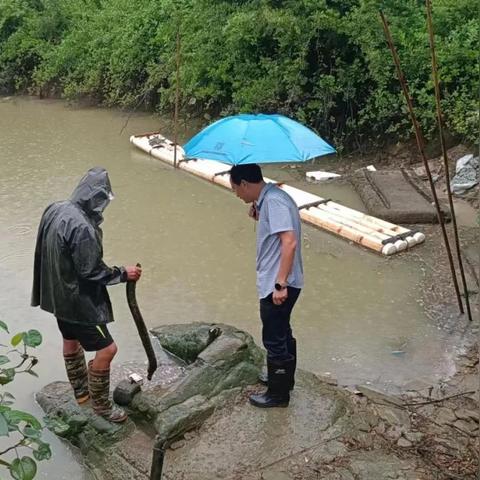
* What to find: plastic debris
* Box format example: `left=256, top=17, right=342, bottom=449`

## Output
left=451, top=154, right=479, bottom=194
left=306, top=170, right=340, bottom=181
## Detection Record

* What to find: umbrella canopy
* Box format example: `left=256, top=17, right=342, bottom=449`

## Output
left=183, top=114, right=335, bottom=165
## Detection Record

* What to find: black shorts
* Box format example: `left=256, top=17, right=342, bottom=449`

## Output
left=56, top=319, right=114, bottom=352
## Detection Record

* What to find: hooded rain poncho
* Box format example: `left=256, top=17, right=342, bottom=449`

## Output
left=31, top=167, right=127, bottom=325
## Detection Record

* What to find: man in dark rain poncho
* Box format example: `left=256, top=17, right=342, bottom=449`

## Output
left=31, top=167, right=141, bottom=423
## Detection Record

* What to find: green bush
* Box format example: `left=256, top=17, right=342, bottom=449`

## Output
left=0, top=0, right=476, bottom=150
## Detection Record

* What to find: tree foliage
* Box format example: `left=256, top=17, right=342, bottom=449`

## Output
left=0, top=0, right=477, bottom=150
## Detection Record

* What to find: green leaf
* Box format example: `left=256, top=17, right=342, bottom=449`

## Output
left=0, top=320, right=9, bottom=333
left=11, top=333, right=24, bottom=347
left=0, top=368, right=15, bottom=385
left=32, top=440, right=51, bottom=461
left=23, top=426, right=41, bottom=439
left=23, top=331, right=42, bottom=348
left=0, top=355, right=10, bottom=366
left=9, top=456, right=37, bottom=480
left=5, top=410, right=42, bottom=430
left=0, top=412, right=9, bottom=436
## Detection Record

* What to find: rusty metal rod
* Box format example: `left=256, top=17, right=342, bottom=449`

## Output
left=425, top=0, right=472, bottom=321
left=379, top=11, right=464, bottom=314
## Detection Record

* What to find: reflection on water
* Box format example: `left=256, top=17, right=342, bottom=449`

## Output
left=0, top=97, right=462, bottom=478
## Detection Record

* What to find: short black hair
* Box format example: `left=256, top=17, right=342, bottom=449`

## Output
left=229, top=164, right=263, bottom=185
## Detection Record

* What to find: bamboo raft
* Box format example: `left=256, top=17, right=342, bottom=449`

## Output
left=130, top=132, right=425, bottom=255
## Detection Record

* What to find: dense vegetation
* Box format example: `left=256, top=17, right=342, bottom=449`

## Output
left=0, top=0, right=477, bottom=151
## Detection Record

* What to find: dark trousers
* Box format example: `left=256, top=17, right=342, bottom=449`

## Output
left=260, top=287, right=301, bottom=364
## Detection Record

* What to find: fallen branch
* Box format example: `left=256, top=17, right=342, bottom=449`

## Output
left=402, top=390, right=476, bottom=407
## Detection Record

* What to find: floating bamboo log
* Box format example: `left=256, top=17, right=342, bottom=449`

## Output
left=321, top=201, right=424, bottom=246
left=130, top=132, right=425, bottom=256
left=300, top=207, right=394, bottom=254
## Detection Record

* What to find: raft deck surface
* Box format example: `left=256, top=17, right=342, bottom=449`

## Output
left=130, top=132, right=425, bottom=256
left=351, top=169, right=450, bottom=224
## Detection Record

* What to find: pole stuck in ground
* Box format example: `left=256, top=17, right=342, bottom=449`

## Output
left=425, top=0, right=472, bottom=321
left=173, top=25, right=181, bottom=169
left=379, top=11, right=464, bottom=315
left=150, top=436, right=166, bottom=480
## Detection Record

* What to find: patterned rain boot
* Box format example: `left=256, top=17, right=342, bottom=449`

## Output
left=88, top=360, right=128, bottom=423
left=63, top=347, right=90, bottom=405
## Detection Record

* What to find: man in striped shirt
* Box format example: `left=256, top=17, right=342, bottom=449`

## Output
left=230, top=164, right=303, bottom=408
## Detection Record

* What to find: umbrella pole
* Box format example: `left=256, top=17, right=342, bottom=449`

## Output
left=379, top=11, right=464, bottom=314
left=425, top=0, right=472, bottom=321
left=173, top=26, right=181, bottom=169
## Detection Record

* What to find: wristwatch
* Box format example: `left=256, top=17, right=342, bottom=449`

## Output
left=274, top=282, right=287, bottom=291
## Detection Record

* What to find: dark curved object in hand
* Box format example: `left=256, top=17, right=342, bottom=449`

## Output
left=126, top=264, right=157, bottom=380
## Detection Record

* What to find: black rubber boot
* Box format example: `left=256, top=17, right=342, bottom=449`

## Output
left=258, top=339, right=297, bottom=390
left=249, top=360, right=293, bottom=408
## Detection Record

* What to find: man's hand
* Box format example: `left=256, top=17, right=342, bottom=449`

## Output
left=272, top=287, right=288, bottom=305
left=125, top=265, right=142, bottom=281
left=248, top=202, right=259, bottom=221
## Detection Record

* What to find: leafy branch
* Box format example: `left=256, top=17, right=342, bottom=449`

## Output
left=0, top=320, right=51, bottom=480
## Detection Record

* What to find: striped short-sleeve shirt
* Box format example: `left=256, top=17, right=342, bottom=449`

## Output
left=255, top=183, right=303, bottom=299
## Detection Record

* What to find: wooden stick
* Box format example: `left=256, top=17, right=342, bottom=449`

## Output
left=133, top=130, right=163, bottom=138
left=173, top=27, right=181, bottom=169
left=426, top=0, right=472, bottom=321
left=380, top=12, right=463, bottom=313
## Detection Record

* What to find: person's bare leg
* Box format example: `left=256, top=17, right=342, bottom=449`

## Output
left=63, top=338, right=81, bottom=355
left=92, top=342, right=117, bottom=370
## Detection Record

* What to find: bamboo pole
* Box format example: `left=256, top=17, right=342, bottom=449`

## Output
left=280, top=184, right=409, bottom=233
left=314, top=207, right=404, bottom=251
left=173, top=27, right=181, bottom=169
left=278, top=183, right=421, bottom=246
left=133, top=130, right=163, bottom=138
left=425, top=0, right=472, bottom=321
left=379, top=12, right=464, bottom=313
left=300, top=207, right=394, bottom=254
left=321, top=202, right=424, bottom=246
left=318, top=205, right=408, bottom=250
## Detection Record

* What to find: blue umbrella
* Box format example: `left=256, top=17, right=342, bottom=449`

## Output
left=183, top=113, right=335, bottom=165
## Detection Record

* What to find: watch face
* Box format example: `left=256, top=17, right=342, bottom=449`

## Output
left=275, top=283, right=282, bottom=291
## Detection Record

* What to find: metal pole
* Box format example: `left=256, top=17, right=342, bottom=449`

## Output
left=379, top=12, right=464, bottom=314
left=425, top=0, right=472, bottom=321
left=150, top=436, right=166, bottom=480
left=173, top=27, right=181, bottom=169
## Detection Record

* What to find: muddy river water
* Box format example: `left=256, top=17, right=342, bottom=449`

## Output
left=0, top=97, right=464, bottom=478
